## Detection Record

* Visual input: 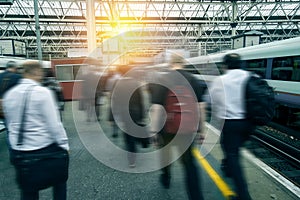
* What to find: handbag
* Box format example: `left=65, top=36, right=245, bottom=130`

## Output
left=10, top=86, right=69, bottom=190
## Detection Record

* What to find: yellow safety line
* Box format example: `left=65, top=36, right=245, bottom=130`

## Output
left=192, top=148, right=236, bottom=200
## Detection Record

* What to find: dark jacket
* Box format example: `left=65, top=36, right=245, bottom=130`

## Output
left=151, top=69, right=204, bottom=105
left=0, top=71, right=22, bottom=98
left=43, top=77, right=65, bottom=110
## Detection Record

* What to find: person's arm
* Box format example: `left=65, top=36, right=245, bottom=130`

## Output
left=40, top=87, right=69, bottom=150
left=149, top=84, right=167, bottom=135
left=149, top=104, right=166, bottom=134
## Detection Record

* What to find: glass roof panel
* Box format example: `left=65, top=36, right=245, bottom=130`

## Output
left=0, top=0, right=299, bottom=58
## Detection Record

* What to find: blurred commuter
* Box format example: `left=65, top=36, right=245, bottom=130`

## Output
left=94, top=69, right=113, bottom=121
left=43, top=70, right=65, bottom=121
left=106, top=68, right=121, bottom=137
left=150, top=54, right=206, bottom=200
left=0, top=61, right=22, bottom=119
left=3, top=61, right=69, bottom=200
left=0, top=61, right=22, bottom=98
left=207, top=53, right=254, bottom=200
left=81, top=67, right=99, bottom=122
left=112, top=65, right=147, bottom=167
left=94, top=70, right=105, bottom=121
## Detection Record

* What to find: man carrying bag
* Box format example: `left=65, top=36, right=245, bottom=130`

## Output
left=3, top=61, right=69, bottom=200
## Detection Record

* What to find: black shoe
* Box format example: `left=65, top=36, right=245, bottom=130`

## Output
left=140, top=138, right=150, bottom=148
left=221, top=163, right=232, bottom=177
left=229, top=195, right=252, bottom=200
left=229, top=196, right=239, bottom=200
left=160, top=174, right=170, bottom=189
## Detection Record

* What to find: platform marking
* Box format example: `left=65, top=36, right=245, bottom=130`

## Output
left=193, top=148, right=236, bottom=200
left=242, top=149, right=300, bottom=198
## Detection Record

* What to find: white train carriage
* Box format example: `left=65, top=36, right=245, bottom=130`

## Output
left=184, top=36, right=300, bottom=129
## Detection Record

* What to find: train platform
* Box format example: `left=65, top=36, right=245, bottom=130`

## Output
left=0, top=101, right=299, bottom=200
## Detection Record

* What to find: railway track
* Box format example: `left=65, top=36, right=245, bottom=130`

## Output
left=245, top=124, right=300, bottom=187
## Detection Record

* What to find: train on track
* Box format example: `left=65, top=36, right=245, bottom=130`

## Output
left=1, top=37, right=299, bottom=134
left=144, top=36, right=300, bottom=133
left=183, top=36, right=300, bottom=133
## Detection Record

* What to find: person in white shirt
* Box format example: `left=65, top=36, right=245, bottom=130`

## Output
left=207, top=53, right=254, bottom=200
left=3, top=61, right=69, bottom=200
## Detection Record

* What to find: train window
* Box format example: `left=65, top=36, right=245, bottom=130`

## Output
left=291, top=56, right=300, bottom=82
left=55, top=64, right=88, bottom=81
left=184, top=64, right=199, bottom=74
left=272, top=56, right=300, bottom=82
left=245, top=59, right=267, bottom=78
left=184, top=62, right=222, bottom=75
left=56, top=65, right=73, bottom=81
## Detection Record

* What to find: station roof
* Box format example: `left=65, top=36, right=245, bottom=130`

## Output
left=0, top=0, right=299, bottom=59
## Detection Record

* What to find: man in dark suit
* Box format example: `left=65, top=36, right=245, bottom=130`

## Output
left=0, top=61, right=22, bottom=119
left=0, top=61, right=22, bottom=98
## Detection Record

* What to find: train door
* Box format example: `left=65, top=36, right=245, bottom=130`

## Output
left=270, top=56, right=300, bottom=131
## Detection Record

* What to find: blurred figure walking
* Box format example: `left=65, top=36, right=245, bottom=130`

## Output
left=3, top=61, right=69, bottom=200
left=106, top=67, right=121, bottom=137
left=43, top=70, right=65, bottom=121
left=207, top=53, right=254, bottom=200
left=0, top=61, right=22, bottom=98
left=112, top=65, right=147, bottom=168
left=0, top=61, right=22, bottom=119
left=150, top=54, right=206, bottom=200
left=81, top=67, right=99, bottom=122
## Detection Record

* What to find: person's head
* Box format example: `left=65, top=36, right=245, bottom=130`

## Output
left=223, top=53, right=241, bottom=70
left=22, top=61, right=44, bottom=82
left=169, top=53, right=186, bottom=70
left=45, top=69, right=54, bottom=78
left=6, top=61, right=19, bottom=72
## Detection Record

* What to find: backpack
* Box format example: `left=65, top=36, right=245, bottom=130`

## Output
left=245, top=74, right=275, bottom=126
left=164, top=85, right=199, bottom=134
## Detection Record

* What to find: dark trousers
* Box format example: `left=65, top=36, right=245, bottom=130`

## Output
left=85, top=98, right=96, bottom=122
left=14, top=144, right=68, bottom=200
left=221, top=119, right=254, bottom=200
left=160, top=133, right=203, bottom=200
left=95, top=94, right=103, bottom=120
left=21, top=182, right=66, bottom=200
left=123, top=132, right=137, bottom=165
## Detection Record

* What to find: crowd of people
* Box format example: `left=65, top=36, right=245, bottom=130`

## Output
left=0, top=52, right=256, bottom=200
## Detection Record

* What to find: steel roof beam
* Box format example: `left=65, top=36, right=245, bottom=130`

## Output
left=1, top=17, right=300, bottom=24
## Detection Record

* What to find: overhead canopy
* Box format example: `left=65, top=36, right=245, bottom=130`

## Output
left=0, top=0, right=299, bottom=59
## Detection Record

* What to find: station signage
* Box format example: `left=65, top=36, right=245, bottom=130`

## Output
left=0, top=39, right=26, bottom=56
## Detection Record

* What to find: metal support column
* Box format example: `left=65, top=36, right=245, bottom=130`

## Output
left=86, top=0, right=97, bottom=57
left=230, top=1, right=238, bottom=49
left=231, top=1, right=238, bottom=37
left=33, top=0, right=42, bottom=60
